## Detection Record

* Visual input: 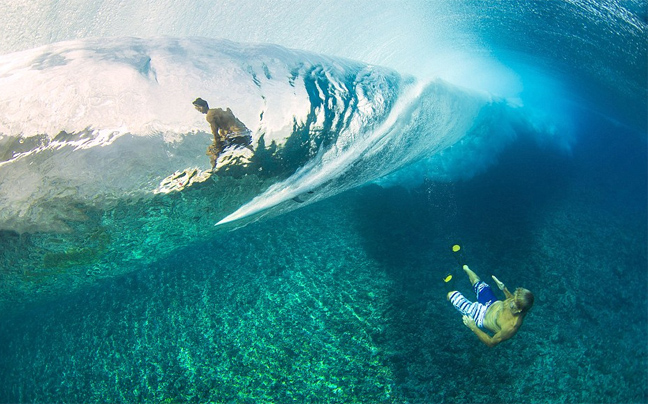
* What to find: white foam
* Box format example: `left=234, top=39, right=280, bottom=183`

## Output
left=0, top=38, right=326, bottom=145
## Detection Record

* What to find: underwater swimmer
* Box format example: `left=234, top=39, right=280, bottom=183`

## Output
left=447, top=265, right=534, bottom=347
left=192, top=98, right=251, bottom=169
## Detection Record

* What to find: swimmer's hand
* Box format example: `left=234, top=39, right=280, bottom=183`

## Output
left=462, top=315, right=477, bottom=330
left=492, top=275, right=505, bottom=291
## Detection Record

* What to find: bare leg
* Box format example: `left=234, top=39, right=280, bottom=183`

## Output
left=463, top=265, right=481, bottom=286
left=206, top=136, right=224, bottom=169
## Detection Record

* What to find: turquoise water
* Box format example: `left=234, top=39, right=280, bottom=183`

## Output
left=1, top=113, right=646, bottom=402
left=0, top=1, right=647, bottom=402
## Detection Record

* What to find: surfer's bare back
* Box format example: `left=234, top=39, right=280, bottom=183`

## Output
left=192, top=98, right=251, bottom=169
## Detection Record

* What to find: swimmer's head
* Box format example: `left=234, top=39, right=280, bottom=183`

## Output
left=513, top=288, right=534, bottom=313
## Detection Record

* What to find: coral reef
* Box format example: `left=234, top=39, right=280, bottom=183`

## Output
left=0, top=133, right=645, bottom=403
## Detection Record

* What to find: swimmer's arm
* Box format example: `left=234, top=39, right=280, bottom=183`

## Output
left=462, top=316, right=512, bottom=348
left=492, top=275, right=513, bottom=299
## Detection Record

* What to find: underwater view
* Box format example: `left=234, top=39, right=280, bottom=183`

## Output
left=0, top=0, right=646, bottom=402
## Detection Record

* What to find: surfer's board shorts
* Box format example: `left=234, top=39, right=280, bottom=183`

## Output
left=223, top=130, right=252, bottom=149
left=449, top=281, right=498, bottom=329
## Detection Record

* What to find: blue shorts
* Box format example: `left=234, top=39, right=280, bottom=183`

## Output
left=449, top=281, right=498, bottom=329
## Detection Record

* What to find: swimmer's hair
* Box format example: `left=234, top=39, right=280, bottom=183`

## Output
left=516, top=288, right=534, bottom=313
left=192, top=98, right=209, bottom=108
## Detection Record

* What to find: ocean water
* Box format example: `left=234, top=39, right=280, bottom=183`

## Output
left=0, top=1, right=646, bottom=403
